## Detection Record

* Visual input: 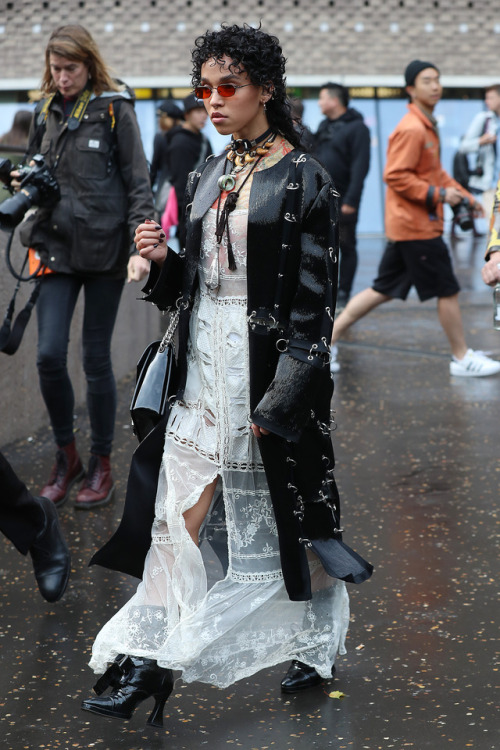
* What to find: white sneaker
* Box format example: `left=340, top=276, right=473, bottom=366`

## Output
left=330, top=345, right=340, bottom=373
left=450, top=348, right=500, bottom=377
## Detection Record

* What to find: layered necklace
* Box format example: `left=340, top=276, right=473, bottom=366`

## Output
left=215, top=128, right=276, bottom=271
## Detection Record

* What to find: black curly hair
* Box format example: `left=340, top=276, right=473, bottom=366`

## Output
left=191, top=24, right=302, bottom=149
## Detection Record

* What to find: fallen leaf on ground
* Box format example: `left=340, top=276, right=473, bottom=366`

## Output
left=327, top=690, right=346, bottom=700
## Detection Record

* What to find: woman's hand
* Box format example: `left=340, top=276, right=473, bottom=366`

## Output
left=10, top=160, right=35, bottom=192
left=9, top=170, right=23, bottom=192
left=250, top=423, right=270, bottom=438
left=127, top=254, right=151, bottom=283
left=134, top=219, right=168, bottom=267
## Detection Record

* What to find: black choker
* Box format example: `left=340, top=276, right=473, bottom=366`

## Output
left=225, top=127, right=275, bottom=167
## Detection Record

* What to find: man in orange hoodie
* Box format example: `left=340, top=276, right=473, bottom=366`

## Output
left=330, top=60, right=500, bottom=378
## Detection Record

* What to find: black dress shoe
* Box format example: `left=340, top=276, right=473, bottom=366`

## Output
left=281, top=660, right=325, bottom=693
left=30, top=496, right=70, bottom=602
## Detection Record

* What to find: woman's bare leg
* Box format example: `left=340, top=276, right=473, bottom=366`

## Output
left=331, top=288, right=391, bottom=345
left=183, top=476, right=219, bottom=546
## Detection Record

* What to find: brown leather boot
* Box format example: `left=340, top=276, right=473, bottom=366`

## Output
left=40, top=441, right=85, bottom=508
left=74, top=454, right=115, bottom=510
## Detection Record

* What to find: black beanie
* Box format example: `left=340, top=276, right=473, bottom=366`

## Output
left=404, top=60, right=439, bottom=86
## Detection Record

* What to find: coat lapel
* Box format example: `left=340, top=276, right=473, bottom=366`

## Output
left=190, top=155, right=226, bottom=222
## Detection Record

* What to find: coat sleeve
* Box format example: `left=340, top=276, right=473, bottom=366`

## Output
left=140, top=249, right=184, bottom=310
left=459, top=111, right=487, bottom=154
left=114, top=100, right=155, bottom=253
left=251, top=178, right=338, bottom=442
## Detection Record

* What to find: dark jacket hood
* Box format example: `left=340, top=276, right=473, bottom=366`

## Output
left=313, top=108, right=371, bottom=208
left=336, top=107, right=364, bottom=123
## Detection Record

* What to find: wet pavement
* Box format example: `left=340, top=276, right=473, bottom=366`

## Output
left=0, top=233, right=498, bottom=749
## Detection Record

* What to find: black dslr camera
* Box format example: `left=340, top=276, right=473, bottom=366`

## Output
left=451, top=197, right=474, bottom=232
left=0, top=154, right=60, bottom=230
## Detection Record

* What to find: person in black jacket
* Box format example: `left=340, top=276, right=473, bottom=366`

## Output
left=290, top=97, right=314, bottom=150
left=165, top=93, right=212, bottom=245
left=314, top=82, right=371, bottom=308
left=149, top=99, right=184, bottom=219
left=0, top=451, right=70, bottom=602
left=81, top=24, right=372, bottom=727
left=13, top=25, right=153, bottom=510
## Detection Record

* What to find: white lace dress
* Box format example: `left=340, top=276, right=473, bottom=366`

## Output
left=89, top=147, right=349, bottom=688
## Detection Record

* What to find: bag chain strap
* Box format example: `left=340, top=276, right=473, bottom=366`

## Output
left=158, top=309, right=180, bottom=352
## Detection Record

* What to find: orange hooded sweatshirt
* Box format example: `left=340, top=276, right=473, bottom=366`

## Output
left=383, top=103, right=475, bottom=241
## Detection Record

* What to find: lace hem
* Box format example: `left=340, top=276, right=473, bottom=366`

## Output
left=227, top=568, right=283, bottom=583
left=152, top=535, right=172, bottom=545
left=199, top=289, right=247, bottom=305
left=165, top=430, right=265, bottom=472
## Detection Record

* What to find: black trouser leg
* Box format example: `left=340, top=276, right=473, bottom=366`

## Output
left=338, top=215, right=358, bottom=299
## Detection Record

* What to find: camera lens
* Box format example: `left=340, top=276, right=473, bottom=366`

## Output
left=0, top=187, right=38, bottom=229
left=452, top=199, right=473, bottom=232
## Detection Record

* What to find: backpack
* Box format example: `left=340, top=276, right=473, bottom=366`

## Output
left=452, top=150, right=471, bottom=189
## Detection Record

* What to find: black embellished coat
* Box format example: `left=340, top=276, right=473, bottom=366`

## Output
left=91, top=149, right=372, bottom=600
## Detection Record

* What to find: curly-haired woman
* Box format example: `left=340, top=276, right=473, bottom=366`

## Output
left=81, top=24, right=372, bottom=727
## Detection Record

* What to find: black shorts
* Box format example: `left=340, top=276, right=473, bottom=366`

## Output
left=372, top=236, right=460, bottom=302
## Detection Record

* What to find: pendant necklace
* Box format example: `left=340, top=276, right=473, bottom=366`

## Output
left=215, top=129, right=276, bottom=272
left=216, top=126, right=275, bottom=193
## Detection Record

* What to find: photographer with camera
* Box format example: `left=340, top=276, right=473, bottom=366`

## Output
left=5, top=25, right=153, bottom=509
left=330, top=60, right=500, bottom=378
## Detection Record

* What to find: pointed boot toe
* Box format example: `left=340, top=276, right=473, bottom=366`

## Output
left=81, top=694, right=134, bottom=720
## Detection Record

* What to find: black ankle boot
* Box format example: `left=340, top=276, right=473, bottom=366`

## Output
left=92, top=654, right=127, bottom=696
left=280, top=660, right=329, bottom=693
left=81, top=656, right=174, bottom=727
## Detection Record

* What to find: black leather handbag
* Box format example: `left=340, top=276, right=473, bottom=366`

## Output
left=130, top=311, right=179, bottom=442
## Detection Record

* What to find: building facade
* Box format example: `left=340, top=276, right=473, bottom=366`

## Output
left=0, top=0, right=498, bottom=233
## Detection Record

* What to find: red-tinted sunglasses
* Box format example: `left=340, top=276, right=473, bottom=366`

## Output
left=194, top=83, right=254, bottom=100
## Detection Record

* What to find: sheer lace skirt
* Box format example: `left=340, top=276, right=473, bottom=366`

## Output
left=89, top=291, right=349, bottom=687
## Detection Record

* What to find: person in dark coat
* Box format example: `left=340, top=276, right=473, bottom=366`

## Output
left=165, top=93, right=212, bottom=245
left=0, top=451, right=70, bottom=602
left=13, top=25, right=154, bottom=511
left=290, top=97, right=314, bottom=150
left=149, top=99, right=184, bottom=218
left=81, top=24, right=372, bottom=728
left=314, top=83, right=371, bottom=308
